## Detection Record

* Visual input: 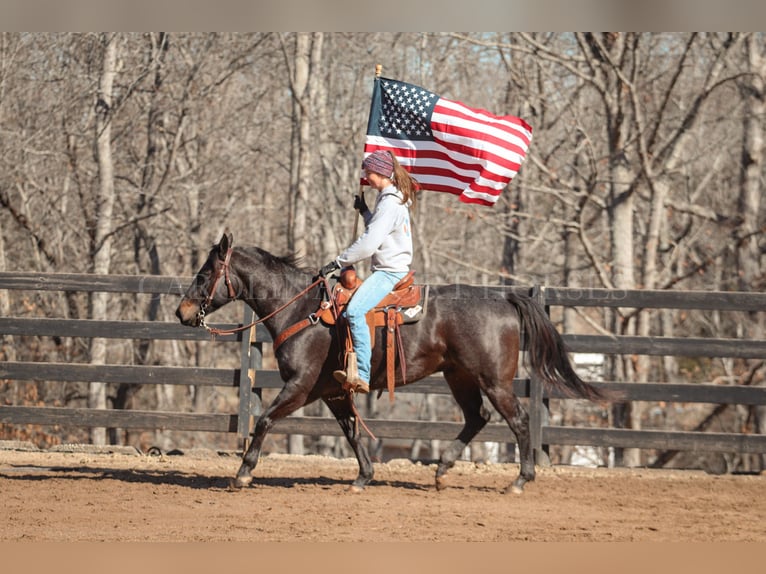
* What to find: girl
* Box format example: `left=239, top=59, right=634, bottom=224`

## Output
left=319, top=150, right=418, bottom=394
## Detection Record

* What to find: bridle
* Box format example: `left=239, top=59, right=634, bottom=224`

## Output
left=197, top=246, right=238, bottom=327
left=196, top=246, right=332, bottom=338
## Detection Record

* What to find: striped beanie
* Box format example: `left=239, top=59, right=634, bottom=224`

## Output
left=362, top=150, right=395, bottom=178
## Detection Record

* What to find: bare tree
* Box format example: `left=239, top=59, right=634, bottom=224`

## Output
left=738, top=33, right=766, bottom=470
left=283, top=32, right=323, bottom=260
left=88, top=33, right=119, bottom=445
left=504, top=32, right=750, bottom=466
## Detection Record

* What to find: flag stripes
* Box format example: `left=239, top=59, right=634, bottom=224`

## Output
left=364, top=77, right=532, bottom=207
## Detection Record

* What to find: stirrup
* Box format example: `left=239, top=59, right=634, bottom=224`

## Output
left=333, top=370, right=348, bottom=385
left=345, top=377, right=370, bottom=395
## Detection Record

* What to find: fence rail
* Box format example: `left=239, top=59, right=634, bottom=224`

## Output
left=1, top=271, right=765, bottom=465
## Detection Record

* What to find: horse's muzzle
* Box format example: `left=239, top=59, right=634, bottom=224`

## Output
left=176, top=300, right=202, bottom=327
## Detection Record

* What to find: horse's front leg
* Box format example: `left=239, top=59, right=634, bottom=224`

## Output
left=232, top=381, right=309, bottom=489
left=323, top=393, right=374, bottom=492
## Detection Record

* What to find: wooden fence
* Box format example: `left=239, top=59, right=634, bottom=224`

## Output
left=1, top=272, right=765, bottom=465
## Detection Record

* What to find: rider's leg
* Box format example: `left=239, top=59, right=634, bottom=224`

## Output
left=342, top=270, right=405, bottom=390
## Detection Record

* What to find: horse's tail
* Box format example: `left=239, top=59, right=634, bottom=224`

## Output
left=507, top=292, right=607, bottom=402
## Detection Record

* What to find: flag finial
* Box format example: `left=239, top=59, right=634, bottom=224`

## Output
left=375, top=64, right=382, bottom=77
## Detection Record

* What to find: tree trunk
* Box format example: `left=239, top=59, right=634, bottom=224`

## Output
left=0, top=231, right=18, bottom=408
left=500, top=186, right=522, bottom=283
left=286, top=32, right=323, bottom=260
left=739, top=34, right=765, bottom=470
left=609, top=160, right=641, bottom=467
left=739, top=35, right=764, bottom=297
left=284, top=32, right=323, bottom=454
left=89, top=33, right=119, bottom=445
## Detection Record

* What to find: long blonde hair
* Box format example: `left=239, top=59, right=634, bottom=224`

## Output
left=389, top=152, right=419, bottom=211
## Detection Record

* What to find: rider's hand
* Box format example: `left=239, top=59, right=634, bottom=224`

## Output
left=318, top=260, right=340, bottom=277
left=353, top=194, right=368, bottom=213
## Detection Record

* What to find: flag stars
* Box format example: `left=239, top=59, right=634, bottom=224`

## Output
left=377, top=79, right=437, bottom=139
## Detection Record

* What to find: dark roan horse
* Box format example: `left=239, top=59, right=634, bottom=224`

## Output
left=176, top=232, right=605, bottom=494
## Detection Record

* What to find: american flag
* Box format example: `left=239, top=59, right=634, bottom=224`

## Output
left=363, top=76, right=532, bottom=207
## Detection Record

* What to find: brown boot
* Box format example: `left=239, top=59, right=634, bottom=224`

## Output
left=332, top=370, right=370, bottom=395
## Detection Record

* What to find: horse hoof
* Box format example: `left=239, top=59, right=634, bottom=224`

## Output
left=229, top=475, right=252, bottom=490
left=505, top=479, right=526, bottom=495
left=348, top=484, right=365, bottom=493
left=435, top=475, right=448, bottom=491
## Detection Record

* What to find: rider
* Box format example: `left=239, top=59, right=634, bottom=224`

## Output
left=319, top=150, right=418, bottom=394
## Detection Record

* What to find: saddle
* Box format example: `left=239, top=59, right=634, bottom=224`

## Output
left=317, top=268, right=424, bottom=328
left=320, top=267, right=426, bottom=402
left=272, top=267, right=427, bottom=401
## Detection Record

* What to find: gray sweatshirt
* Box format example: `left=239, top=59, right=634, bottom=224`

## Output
left=336, top=185, right=412, bottom=272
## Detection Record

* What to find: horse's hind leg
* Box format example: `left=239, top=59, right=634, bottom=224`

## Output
left=435, top=371, right=491, bottom=491
left=483, top=384, right=534, bottom=494
left=323, top=394, right=374, bottom=492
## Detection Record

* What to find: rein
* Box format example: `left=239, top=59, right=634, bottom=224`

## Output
left=197, top=249, right=375, bottom=439
left=199, top=248, right=330, bottom=337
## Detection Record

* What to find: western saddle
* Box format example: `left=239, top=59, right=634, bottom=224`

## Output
left=273, top=267, right=426, bottom=401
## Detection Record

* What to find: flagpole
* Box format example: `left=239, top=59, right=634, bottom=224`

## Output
left=353, top=64, right=383, bottom=239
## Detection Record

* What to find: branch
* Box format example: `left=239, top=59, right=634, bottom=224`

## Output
left=657, top=228, right=764, bottom=290
left=647, top=34, right=698, bottom=151
left=452, top=32, right=605, bottom=93
left=428, top=247, right=527, bottom=284
left=568, top=306, right=615, bottom=337
left=650, top=360, right=764, bottom=469
left=92, top=207, right=171, bottom=256
left=0, top=186, right=57, bottom=267
left=653, top=35, right=747, bottom=167
left=577, top=208, right=614, bottom=290
left=664, top=198, right=727, bottom=222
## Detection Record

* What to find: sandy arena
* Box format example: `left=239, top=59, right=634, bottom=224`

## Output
left=0, top=447, right=763, bottom=542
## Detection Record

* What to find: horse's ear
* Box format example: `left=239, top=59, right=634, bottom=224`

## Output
left=218, top=232, right=233, bottom=260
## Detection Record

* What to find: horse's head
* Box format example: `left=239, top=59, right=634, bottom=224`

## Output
left=176, top=232, right=238, bottom=327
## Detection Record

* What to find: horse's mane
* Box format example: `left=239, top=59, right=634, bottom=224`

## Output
left=238, top=245, right=313, bottom=275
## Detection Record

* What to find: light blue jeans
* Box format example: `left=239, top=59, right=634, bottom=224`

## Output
left=345, top=270, right=406, bottom=383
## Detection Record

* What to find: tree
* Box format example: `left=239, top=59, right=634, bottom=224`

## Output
left=283, top=32, right=323, bottom=260
left=88, top=33, right=119, bottom=445
left=738, top=33, right=766, bottom=469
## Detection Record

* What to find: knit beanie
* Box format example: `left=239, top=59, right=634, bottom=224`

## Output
left=362, top=150, right=395, bottom=178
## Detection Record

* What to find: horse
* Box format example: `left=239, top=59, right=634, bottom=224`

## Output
left=176, top=232, right=605, bottom=494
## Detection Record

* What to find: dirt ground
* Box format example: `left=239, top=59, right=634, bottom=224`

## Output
left=0, top=446, right=763, bottom=542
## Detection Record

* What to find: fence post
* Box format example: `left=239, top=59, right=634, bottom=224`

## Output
left=528, top=285, right=551, bottom=466
left=238, top=306, right=262, bottom=446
